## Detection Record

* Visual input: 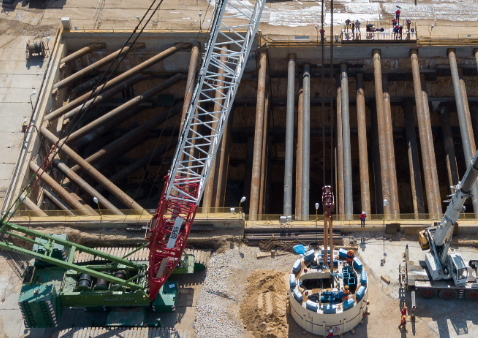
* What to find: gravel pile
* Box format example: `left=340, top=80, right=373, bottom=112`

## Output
left=194, top=245, right=296, bottom=338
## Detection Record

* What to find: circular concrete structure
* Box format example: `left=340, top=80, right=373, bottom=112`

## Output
left=289, top=247, right=368, bottom=336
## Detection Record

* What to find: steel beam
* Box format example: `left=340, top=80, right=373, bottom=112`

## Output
left=41, top=127, right=145, bottom=213
left=22, top=196, right=48, bottom=217
left=301, top=64, right=311, bottom=220
left=295, top=82, right=303, bottom=219
left=283, top=54, right=296, bottom=217
left=340, top=64, right=353, bottom=220
left=71, top=103, right=182, bottom=173
left=249, top=50, right=268, bottom=221
left=448, top=48, right=478, bottom=217
left=410, top=50, right=439, bottom=216
left=30, top=161, right=97, bottom=216
left=420, top=74, right=441, bottom=216
left=48, top=43, right=190, bottom=122
left=403, top=99, right=426, bottom=216
left=373, top=50, right=392, bottom=217
left=52, top=158, right=123, bottom=215
left=382, top=74, right=400, bottom=218
left=438, top=105, right=459, bottom=191
left=65, top=74, right=182, bottom=145
left=355, top=73, right=371, bottom=216
left=336, top=74, right=344, bottom=218
left=42, top=188, right=74, bottom=215
left=54, top=44, right=143, bottom=90
left=60, top=43, right=106, bottom=66
left=180, top=43, right=200, bottom=133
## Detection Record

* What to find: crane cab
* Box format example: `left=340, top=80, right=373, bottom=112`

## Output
left=448, top=252, right=468, bottom=287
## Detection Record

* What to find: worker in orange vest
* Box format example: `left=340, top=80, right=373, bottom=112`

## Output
left=398, top=315, right=407, bottom=331
left=346, top=250, right=355, bottom=265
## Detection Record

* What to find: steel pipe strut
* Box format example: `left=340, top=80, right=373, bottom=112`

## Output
left=71, top=102, right=182, bottom=173
left=54, top=44, right=142, bottom=90
left=340, top=64, right=353, bottom=219
left=370, top=105, right=383, bottom=214
left=60, top=43, right=106, bottom=65
left=448, top=48, right=478, bottom=217
left=259, top=83, right=270, bottom=215
left=438, top=105, right=459, bottom=191
left=48, top=43, right=191, bottom=122
left=40, top=127, right=145, bottom=213
left=301, top=64, right=311, bottom=220
left=459, top=68, right=476, bottom=155
left=64, top=74, right=183, bottom=145
left=373, top=50, right=392, bottom=217
left=355, top=73, right=371, bottom=216
left=29, top=161, right=97, bottom=216
left=336, top=74, right=344, bottom=218
left=249, top=50, right=268, bottom=221
left=295, top=83, right=304, bottom=218
left=52, top=158, right=123, bottom=215
left=42, top=188, right=75, bottom=215
left=22, top=196, right=48, bottom=217
left=215, top=117, right=232, bottom=207
left=403, top=99, right=426, bottom=216
left=410, top=49, right=438, bottom=216
left=382, top=74, right=400, bottom=218
left=472, top=105, right=478, bottom=146
left=283, top=54, right=296, bottom=217
left=180, top=43, right=200, bottom=133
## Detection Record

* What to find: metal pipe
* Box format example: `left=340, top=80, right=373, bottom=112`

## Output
left=180, top=43, right=200, bottom=133
left=30, top=161, right=97, bottom=216
left=448, top=48, right=478, bottom=217
left=42, top=188, right=75, bottom=215
left=370, top=104, right=383, bottom=214
left=71, top=102, right=182, bottom=173
left=295, top=82, right=303, bottom=219
left=301, top=64, right=311, bottom=220
left=52, top=158, right=123, bottom=215
left=60, top=43, right=106, bottom=65
left=420, top=74, right=441, bottom=216
left=341, top=64, right=353, bottom=220
left=373, top=50, right=392, bottom=217
left=94, top=139, right=177, bottom=194
left=336, top=74, right=344, bottom=218
left=249, top=50, right=268, bottom=221
left=329, top=207, right=333, bottom=269
left=48, top=43, right=190, bottom=121
left=259, top=81, right=270, bottom=215
left=54, top=44, right=140, bottom=90
left=438, top=105, right=459, bottom=191
left=64, top=74, right=182, bottom=144
left=70, top=74, right=104, bottom=97
left=215, top=117, right=232, bottom=207
left=382, top=74, right=400, bottom=218
left=459, top=68, right=477, bottom=154
left=410, top=50, right=438, bottom=216
left=203, top=46, right=229, bottom=211
left=355, top=73, right=371, bottom=216
left=283, top=54, right=296, bottom=217
left=403, top=99, right=426, bottom=216
left=472, top=105, right=478, bottom=146
left=72, top=106, right=149, bottom=148
left=41, top=127, right=145, bottom=213
left=22, top=196, right=48, bottom=217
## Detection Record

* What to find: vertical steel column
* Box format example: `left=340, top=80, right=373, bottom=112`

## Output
left=215, top=116, right=232, bottom=208
left=438, top=105, right=459, bottom=190
left=249, top=50, right=268, bottom=220
left=301, top=64, right=311, bottom=220
left=459, top=69, right=477, bottom=154
left=243, top=137, right=255, bottom=214
left=283, top=54, right=296, bottom=217
left=370, top=105, right=383, bottom=214
left=382, top=74, right=400, bottom=218
left=203, top=46, right=229, bottom=211
left=180, top=43, right=200, bottom=133
left=410, top=50, right=438, bottom=216
left=259, top=81, right=270, bottom=216
left=373, top=50, right=392, bottom=217
left=340, top=64, right=353, bottom=219
left=355, top=73, right=371, bottom=216
left=403, top=99, right=426, bottom=216
left=448, top=48, right=478, bottom=217
left=295, top=82, right=304, bottom=218
left=420, top=74, right=442, bottom=216
left=471, top=105, right=478, bottom=146
left=336, top=75, right=344, bottom=218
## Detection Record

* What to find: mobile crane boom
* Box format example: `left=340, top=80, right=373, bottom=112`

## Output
left=147, top=0, right=266, bottom=300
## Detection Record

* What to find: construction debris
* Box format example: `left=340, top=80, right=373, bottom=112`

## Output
left=381, top=275, right=391, bottom=284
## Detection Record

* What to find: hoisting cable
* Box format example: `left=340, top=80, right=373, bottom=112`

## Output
left=321, top=0, right=326, bottom=189
left=329, top=0, right=335, bottom=189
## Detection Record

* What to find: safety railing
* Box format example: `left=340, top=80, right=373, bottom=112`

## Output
left=245, top=213, right=478, bottom=222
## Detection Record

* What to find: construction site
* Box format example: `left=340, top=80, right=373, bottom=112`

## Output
left=1, top=0, right=478, bottom=337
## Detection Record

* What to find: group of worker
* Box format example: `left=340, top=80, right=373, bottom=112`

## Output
left=343, top=19, right=361, bottom=40
left=398, top=306, right=408, bottom=331
left=392, top=8, right=413, bottom=40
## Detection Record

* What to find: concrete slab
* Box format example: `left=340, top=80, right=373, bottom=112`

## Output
left=0, top=74, right=44, bottom=89
left=0, top=88, right=40, bottom=103
left=0, top=60, right=47, bottom=75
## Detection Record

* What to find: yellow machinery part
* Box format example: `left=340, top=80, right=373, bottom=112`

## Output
left=418, top=230, right=429, bottom=250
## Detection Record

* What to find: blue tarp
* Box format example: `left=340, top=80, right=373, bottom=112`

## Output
left=293, top=244, right=307, bottom=255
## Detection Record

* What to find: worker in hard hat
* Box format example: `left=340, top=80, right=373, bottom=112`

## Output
left=327, top=328, right=334, bottom=338
left=398, top=314, right=407, bottom=331
left=346, top=250, right=355, bottom=265
left=343, top=285, right=350, bottom=301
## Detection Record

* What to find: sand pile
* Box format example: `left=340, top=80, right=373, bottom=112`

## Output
left=240, top=269, right=289, bottom=338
